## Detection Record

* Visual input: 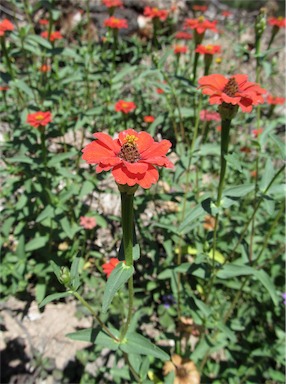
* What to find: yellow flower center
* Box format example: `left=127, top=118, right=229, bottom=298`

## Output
left=119, top=135, right=140, bottom=163
left=205, top=45, right=213, bottom=51
left=198, top=16, right=205, bottom=22
left=35, top=114, right=44, bottom=120
left=215, top=57, right=222, bottom=63
left=278, top=16, right=283, bottom=21
left=223, top=77, right=239, bottom=97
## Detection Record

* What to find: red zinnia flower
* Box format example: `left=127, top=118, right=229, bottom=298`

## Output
left=192, top=5, right=208, bottom=12
left=102, top=258, right=120, bottom=278
left=195, top=44, right=221, bottom=55
left=266, top=94, right=285, bottom=105
left=198, top=74, right=267, bottom=113
left=39, top=64, right=51, bottom=72
left=200, top=110, right=220, bottom=121
left=82, top=129, right=174, bottom=189
left=26, top=111, right=52, bottom=128
left=144, top=6, right=168, bottom=21
left=144, top=115, right=155, bottom=123
left=252, top=128, right=263, bottom=137
left=104, top=17, right=128, bottom=29
left=0, top=86, right=9, bottom=91
left=39, top=19, right=49, bottom=25
left=80, top=216, right=97, bottom=230
left=115, top=100, right=136, bottom=114
left=268, top=17, right=286, bottom=28
left=156, top=88, right=164, bottom=94
left=41, top=31, right=63, bottom=41
left=0, top=19, right=14, bottom=36
left=102, top=0, right=123, bottom=8
left=175, top=31, right=193, bottom=40
left=184, top=17, right=217, bottom=35
left=173, top=45, right=188, bottom=54
left=222, top=10, right=232, bottom=17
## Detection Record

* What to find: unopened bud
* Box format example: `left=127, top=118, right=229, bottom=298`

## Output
left=255, top=8, right=267, bottom=38
left=59, top=266, right=71, bottom=286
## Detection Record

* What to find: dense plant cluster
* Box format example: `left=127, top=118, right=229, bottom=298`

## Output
left=0, top=0, right=285, bottom=383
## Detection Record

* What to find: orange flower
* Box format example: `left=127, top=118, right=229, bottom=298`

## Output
left=175, top=31, right=193, bottom=40
left=39, top=18, right=49, bottom=25
left=115, top=100, right=136, bottom=114
left=192, top=5, right=208, bottom=12
left=80, top=216, right=96, bottom=229
left=173, top=45, right=188, bottom=54
left=102, top=258, right=120, bottom=278
left=266, top=95, right=285, bottom=105
left=39, top=64, right=51, bottom=72
left=104, top=17, right=128, bottom=29
left=198, top=74, right=266, bottom=113
left=102, top=0, right=123, bottom=8
left=144, top=6, right=168, bottom=21
left=268, top=17, right=286, bottom=28
left=82, top=129, right=174, bottom=189
left=144, top=115, right=155, bottom=123
left=163, top=354, right=200, bottom=384
left=252, top=128, right=263, bottom=137
left=184, top=17, right=217, bottom=35
left=0, top=85, right=9, bottom=91
left=200, top=110, right=220, bottom=121
left=0, top=19, right=14, bottom=36
left=156, top=88, right=164, bottom=94
left=195, top=44, right=221, bottom=55
left=41, top=31, right=63, bottom=41
left=26, top=111, right=52, bottom=128
left=222, top=10, right=232, bottom=17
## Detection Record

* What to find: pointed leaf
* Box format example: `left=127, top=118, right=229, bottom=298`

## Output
left=66, top=327, right=100, bottom=343
left=39, top=292, right=71, bottom=308
left=120, top=332, right=169, bottom=361
left=102, top=263, right=134, bottom=313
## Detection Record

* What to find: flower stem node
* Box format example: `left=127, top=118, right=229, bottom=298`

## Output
left=117, top=183, right=139, bottom=195
left=218, top=103, right=239, bottom=120
left=59, top=267, right=71, bottom=287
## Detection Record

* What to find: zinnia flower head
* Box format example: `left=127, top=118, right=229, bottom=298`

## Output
left=173, top=45, right=188, bottom=54
left=0, top=19, right=14, bottom=36
left=175, top=31, right=193, bottom=40
left=222, top=10, right=232, bottom=17
left=41, top=31, right=63, bottom=41
left=184, top=17, right=218, bottom=35
left=252, top=128, right=263, bottom=137
left=200, top=110, right=220, bottom=121
left=104, top=16, right=128, bottom=29
left=82, top=129, right=174, bottom=189
left=266, top=94, right=285, bottom=105
left=192, top=5, right=208, bottom=12
left=144, top=6, right=168, bottom=21
left=163, top=354, right=200, bottom=384
left=26, top=111, right=52, bottom=128
left=144, top=115, right=155, bottom=123
left=102, top=0, right=123, bottom=8
left=102, top=258, right=120, bottom=277
left=39, top=19, right=49, bottom=25
left=115, top=100, right=136, bottom=114
left=196, top=44, right=221, bottom=55
left=198, top=74, right=267, bottom=113
left=268, top=17, right=286, bottom=28
left=39, top=64, right=51, bottom=72
left=0, top=85, right=9, bottom=91
left=80, top=216, right=96, bottom=230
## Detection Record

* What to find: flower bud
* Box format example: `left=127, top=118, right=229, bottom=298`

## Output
left=59, top=267, right=71, bottom=286
left=255, top=8, right=267, bottom=39
left=218, top=103, right=238, bottom=121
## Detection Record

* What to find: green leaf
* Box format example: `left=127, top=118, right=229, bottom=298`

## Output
left=95, top=331, right=120, bottom=350
left=253, top=269, right=278, bottom=306
left=70, top=256, right=81, bottom=290
left=120, top=332, right=169, bottom=361
left=48, top=151, right=77, bottom=166
left=217, top=263, right=255, bottom=279
left=224, top=184, right=254, bottom=197
left=8, top=155, right=33, bottom=164
left=112, top=65, right=136, bottom=83
left=35, top=283, right=46, bottom=304
left=66, top=327, right=100, bottom=343
left=25, top=236, right=48, bottom=252
left=39, top=292, right=71, bottom=308
left=27, top=34, right=52, bottom=49
left=225, top=153, right=242, bottom=172
left=178, top=204, right=205, bottom=234
left=259, top=158, right=274, bottom=192
left=11, top=79, right=34, bottom=98
left=36, top=205, right=54, bottom=223
left=60, top=217, right=81, bottom=239
left=102, top=262, right=134, bottom=313
left=50, top=260, right=61, bottom=282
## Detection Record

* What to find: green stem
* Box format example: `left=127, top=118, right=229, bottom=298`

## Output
left=1, top=37, right=14, bottom=79
left=120, top=192, right=135, bottom=340
left=73, top=291, right=119, bottom=341
left=192, top=52, right=200, bottom=83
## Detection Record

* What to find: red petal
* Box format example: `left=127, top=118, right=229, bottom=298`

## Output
left=93, top=132, right=121, bottom=153
left=136, top=132, right=154, bottom=153
left=221, top=93, right=241, bottom=104
left=118, top=129, right=138, bottom=144
left=96, top=163, right=113, bottom=173
left=143, top=156, right=174, bottom=168
left=141, top=140, right=171, bottom=159
left=82, top=141, right=117, bottom=164
left=123, top=161, right=149, bottom=174
left=112, top=165, right=137, bottom=186
left=198, top=74, right=227, bottom=91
